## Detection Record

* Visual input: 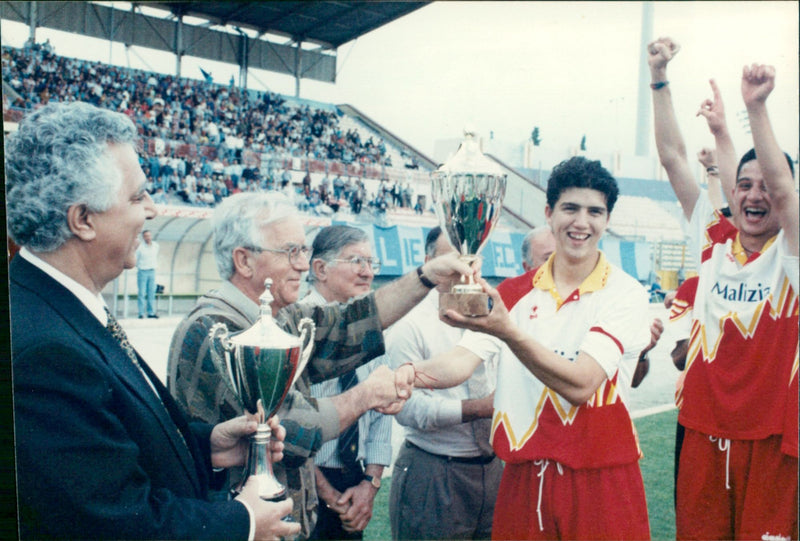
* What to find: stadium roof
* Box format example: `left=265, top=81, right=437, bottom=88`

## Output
left=138, top=1, right=430, bottom=49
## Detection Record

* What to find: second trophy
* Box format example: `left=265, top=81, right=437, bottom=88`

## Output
left=209, top=278, right=315, bottom=501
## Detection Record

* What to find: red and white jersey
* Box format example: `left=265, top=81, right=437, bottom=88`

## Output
left=459, top=253, right=651, bottom=469
left=678, top=195, right=799, bottom=457
left=669, top=276, right=699, bottom=343
left=670, top=276, right=698, bottom=406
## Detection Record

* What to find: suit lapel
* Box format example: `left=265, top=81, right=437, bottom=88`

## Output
left=11, top=257, right=205, bottom=496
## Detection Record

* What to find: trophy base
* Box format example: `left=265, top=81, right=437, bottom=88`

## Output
left=439, top=290, right=491, bottom=317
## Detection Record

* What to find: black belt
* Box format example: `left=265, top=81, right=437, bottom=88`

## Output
left=405, top=440, right=496, bottom=465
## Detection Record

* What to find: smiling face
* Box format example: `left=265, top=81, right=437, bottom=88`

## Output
left=254, top=215, right=309, bottom=311
left=316, top=241, right=375, bottom=302
left=731, top=160, right=781, bottom=249
left=545, top=187, right=609, bottom=267
left=90, top=143, right=156, bottom=284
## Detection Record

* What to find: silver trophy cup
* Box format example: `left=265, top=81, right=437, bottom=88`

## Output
left=430, top=130, right=507, bottom=316
left=209, top=279, right=315, bottom=501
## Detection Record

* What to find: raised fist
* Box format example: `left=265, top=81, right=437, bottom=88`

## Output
left=647, top=37, right=680, bottom=70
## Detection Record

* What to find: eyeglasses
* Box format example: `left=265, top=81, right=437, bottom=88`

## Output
left=332, top=256, right=381, bottom=272
left=245, top=243, right=311, bottom=266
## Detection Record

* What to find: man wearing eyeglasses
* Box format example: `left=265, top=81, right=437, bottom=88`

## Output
left=167, top=192, right=472, bottom=538
left=300, top=225, right=390, bottom=540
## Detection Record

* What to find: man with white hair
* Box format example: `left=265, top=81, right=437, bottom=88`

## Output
left=8, top=101, right=298, bottom=540
left=168, top=192, right=471, bottom=537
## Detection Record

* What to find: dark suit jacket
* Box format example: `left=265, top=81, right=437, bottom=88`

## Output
left=10, top=256, right=250, bottom=539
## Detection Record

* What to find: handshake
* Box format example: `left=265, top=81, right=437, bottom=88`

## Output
left=363, top=362, right=432, bottom=415
left=361, top=364, right=415, bottom=414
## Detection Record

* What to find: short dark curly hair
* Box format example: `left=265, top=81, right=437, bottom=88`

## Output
left=736, top=147, right=795, bottom=179
left=546, top=156, right=619, bottom=213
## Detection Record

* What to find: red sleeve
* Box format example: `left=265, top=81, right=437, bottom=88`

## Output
left=675, top=276, right=699, bottom=308
left=496, top=269, right=537, bottom=312
left=701, top=211, right=739, bottom=263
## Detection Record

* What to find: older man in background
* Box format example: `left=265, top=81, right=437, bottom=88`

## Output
left=520, top=225, right=556, bottom=272
left=302, top=225, right=392, bottom=539
left=167, top=192, right=471, bottom=537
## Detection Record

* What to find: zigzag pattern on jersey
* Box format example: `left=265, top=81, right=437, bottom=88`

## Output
left=676, top=278, right=798, bottom=410
left=687, top=276, right=797, bottom=367
left=700, top=211, right=738, bottom=263
left=490, top=374, right=640, bottom=468
left=669, top=297, right=693, bottom=322
left=490, top=371, right=622, bottom=452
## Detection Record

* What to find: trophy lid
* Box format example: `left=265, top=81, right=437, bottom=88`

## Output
left=228, top=279, right=303, bottom=349
left=435, top=127, right=505, bottom=177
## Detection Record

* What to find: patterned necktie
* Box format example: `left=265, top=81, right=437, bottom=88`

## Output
left=337, top=370, right=360, bottom=472
left=105, top=307, right=141, bottom=368
left=105, top=307, right=190, bottom=451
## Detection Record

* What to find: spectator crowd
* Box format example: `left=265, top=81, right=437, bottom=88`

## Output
left=2, top=42, right=428, bottom=216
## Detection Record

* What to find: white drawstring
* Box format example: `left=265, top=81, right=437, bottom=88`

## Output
left=534, top=459, right=563, bottom=532
left=709, top=436, right=731, bottom=489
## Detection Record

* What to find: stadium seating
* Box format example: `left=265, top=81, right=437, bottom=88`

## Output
left=1, top=44, right=435, bottom=220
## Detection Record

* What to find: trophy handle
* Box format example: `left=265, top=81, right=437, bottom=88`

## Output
left=291, top=317, right=316, bottom=387
left=208, top=322, right=243, bottom=402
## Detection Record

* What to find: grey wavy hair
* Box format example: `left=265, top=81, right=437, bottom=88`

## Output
left=212, top=191, right=298, bottom=280
left=521, top=225, right=552, bottom=266
left=5, top=101, right=138, bottom=251
left=308, top=225, right=369, bottom=284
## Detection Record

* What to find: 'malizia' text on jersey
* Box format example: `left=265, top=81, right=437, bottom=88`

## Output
left=678, top=197, right=799, bottom=457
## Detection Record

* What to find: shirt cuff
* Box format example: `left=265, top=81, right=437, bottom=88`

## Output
left=237, top=498, right=256, bottom=541
left=316, top=397, right=341, bottom=443
left=582, top=330, right=624, bottom=379
left=437, top=398, right=464, bottom=425
left=363, top=442, right=393, bottom=467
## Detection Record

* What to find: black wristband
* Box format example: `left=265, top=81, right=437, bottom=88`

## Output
left=416, top=266, right=435, bottom=288
left=650, top=80, right=669, bottom=90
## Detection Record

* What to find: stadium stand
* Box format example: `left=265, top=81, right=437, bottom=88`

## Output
left=3, top=40, right=691, bottom=296
left=1, top=43, right=437, bottom=221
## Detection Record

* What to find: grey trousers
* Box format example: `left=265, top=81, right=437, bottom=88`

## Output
left=389, top=441, right=503, bottom=540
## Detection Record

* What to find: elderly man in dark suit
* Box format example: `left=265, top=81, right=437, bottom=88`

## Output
left=7, top=101, right=300, bottom=540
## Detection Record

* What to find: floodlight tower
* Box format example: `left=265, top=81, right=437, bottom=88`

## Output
left=635, top=2, right=654, bottom=156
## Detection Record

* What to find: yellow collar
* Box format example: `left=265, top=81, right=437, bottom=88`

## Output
left=731, top=233, right=776, bottom=265
left=532, top=252, right=611, bottom=309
